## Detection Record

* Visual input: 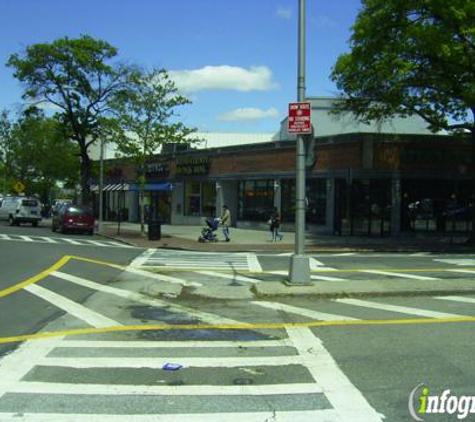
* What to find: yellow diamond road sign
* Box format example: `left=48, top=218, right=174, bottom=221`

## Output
left=13, top=181, right=25, bottom=193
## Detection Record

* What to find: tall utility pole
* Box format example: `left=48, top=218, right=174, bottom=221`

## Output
left=288, top=0, right=311, bottom=284
left=98, top=137, right=104, bottom=233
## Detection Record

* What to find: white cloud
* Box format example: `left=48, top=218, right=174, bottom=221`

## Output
left=311, top=15, right=337, bottom=28
left=169, top=65, right=278, bottom=93
left=218, top=107, right=279, bottom=122
left=276, top=6, right=292, bottom=20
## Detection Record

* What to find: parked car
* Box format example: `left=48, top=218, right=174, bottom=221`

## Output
left=0, top=196, right=42, bottom=226
left=52, top=204, right=94, bottom=235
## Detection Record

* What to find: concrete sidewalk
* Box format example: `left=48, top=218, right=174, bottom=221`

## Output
left=100, top=221, right=472, bottom=253
left=97, top=221, right=475, bottom=299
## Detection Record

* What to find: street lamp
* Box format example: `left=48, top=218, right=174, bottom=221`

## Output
left=288, top=0, right=311, bottom=285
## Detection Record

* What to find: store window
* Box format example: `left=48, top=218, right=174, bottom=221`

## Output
left=238, top=180, right=274, bottom=221
left=281, top=179, right=327, bottom=225
left=184, top=181, right=216, bottom=216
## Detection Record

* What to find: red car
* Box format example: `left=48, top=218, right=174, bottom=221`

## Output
left=52, top=204, right=94, bottom=235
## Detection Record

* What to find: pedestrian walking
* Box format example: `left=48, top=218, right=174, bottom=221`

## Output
left=220, top=205, right=231, bottom=242
left=269, top=207, right=283, bottom=242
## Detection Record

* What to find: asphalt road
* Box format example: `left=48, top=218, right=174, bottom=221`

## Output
left=1, top=222, right=475, bottom=421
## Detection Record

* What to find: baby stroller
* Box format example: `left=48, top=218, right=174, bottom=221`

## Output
left=198, top=217, right=219, bottom=242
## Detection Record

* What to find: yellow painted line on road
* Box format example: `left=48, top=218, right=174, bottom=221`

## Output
left=68, top=255, right=126, bottom=270
left=0, top=255, right=71, bottom=299
left=0, top=255, right=125, bottom=300
left=1, top=315, right=475, bottom=345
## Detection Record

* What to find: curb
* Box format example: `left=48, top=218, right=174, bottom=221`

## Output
left=252, top=286, right=475, bottom=300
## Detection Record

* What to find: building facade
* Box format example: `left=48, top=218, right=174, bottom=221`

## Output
left=93, top=98, right=473, bottom=237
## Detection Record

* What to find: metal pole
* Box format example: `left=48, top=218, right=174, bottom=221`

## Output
left=289, top=0, right=311, bottom=284
left=98, top=137, right=104, bottom=233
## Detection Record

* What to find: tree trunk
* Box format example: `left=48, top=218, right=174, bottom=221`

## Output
left=79, top=147, right=91, bottom=205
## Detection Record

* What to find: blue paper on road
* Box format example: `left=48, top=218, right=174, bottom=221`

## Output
left=162, top=363, right=183, bottom=371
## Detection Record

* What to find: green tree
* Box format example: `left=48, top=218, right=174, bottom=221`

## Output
left=8, top=108, right=79, bottom=202
left=0, top=110, right=13, bottom=195
left=110, top=67, right=197, bottom=234
left=7, top=35, right=127, bottom=205
left=331, top=0, right=475, bottom=240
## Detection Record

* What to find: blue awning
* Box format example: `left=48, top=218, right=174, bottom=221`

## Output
left=130, top=183, right=171, bottom=192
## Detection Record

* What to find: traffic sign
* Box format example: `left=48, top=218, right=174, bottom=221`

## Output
left=13, top=181, right=25, bottom=193
left=288, top=102, right=311, bottom=134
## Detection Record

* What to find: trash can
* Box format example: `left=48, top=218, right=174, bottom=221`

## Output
left=148, top=219, right=161, bottom=241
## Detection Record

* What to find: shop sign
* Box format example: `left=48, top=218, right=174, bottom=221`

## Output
left=146, top=162, right=169, bottom=177
left=288, top=102, right=311, bottom=134
left=176, top=156, right=210, bottom=175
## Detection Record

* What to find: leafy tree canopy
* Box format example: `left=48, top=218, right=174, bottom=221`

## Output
left=7, top=35, right=127, bottom=203
left=330, top=0, right=475, bottom=134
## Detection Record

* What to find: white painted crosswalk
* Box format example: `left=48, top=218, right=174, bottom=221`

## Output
left=0, top=328, right=383, bottom=421
left=131, top=249, right=262, bottom=271
left=0, top=234, right=135, bottom=248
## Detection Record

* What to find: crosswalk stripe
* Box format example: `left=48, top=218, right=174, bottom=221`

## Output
left=359, top=269, right=440, bottom=281
left=435, top=296, right=475, bottom=304
left=125, top=266, right=202, bottom=287
left=39, top=355, right=300, bottom=368
left=335, top=298, right=462, bottom=318
left=246, top=253, right=262, bottom=272
left=24, top=284, right=120, bottom=328
left=7, top=381, right=323, bottom=396
left=287, top=327, right=383, bottom=421
left=445, top=269, right=475, bottom=275
left=63, top=238, right=83, bottom=245
left=19, top=235, right=34, bottom=242
left=252, top=301, right=358, bottom=321
left=84, top=240, right=109, bottom=246
left=0, top=410, right=341, bottom=422
left=38, top=236, right=58, bottom=243
left=51, top=271, right=246, bottom=326
left=57, top=339, right=293, bottom=348
left=0, top=234, right=10, bottom=240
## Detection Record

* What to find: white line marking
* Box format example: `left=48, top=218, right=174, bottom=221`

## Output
left=246, top=253, right=262, bottom=272
left=38, top=236, right=58, bottom=243
left=197, top=271, right=261, bottom=284
left=252, top=301, right=358, bottom=321
left=7, top=381, right=323, bottom=396
left=39, top=355, right=300, bottom=368
left=130, top=248, right=156, bottom=266
left=435, top=259, right=475, bottom=266
left=0, top=411, right=341, bottom=422
left=287, top=326, right=383, bottom=421
left=51, top=271, right=246, bottom=326
left=0, top=338, right=64, bottom=401
left=19, top=235, right=34, bottom=242
left=0, top=234, right=11, bottom=240
left=84, top=240, right=110, bottom=247
left=57, top=339, right=293, bottom=348
left=335, top=298, right=462, bottom=318
left=445, top=269, right=475, bottom=275
left=268, top=270, right=343, bottom=279
left=359, top=269, right=440, bottom=281
left=104, top=241, right=132, bottom=247
left=62, top=238, right=82, bottom=245
left=435, top=296, right=475, bottom=304
left=24, top=284, right=120, bottom=328
left=124, top=266, right=202, bottom=287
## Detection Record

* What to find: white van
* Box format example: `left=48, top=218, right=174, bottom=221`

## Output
left=0, top=196, right=42, bottom=226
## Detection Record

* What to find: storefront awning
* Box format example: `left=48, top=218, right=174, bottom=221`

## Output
left=90, top=183, right=130, bottom=192
left=130, top=182, right=172, bottom=192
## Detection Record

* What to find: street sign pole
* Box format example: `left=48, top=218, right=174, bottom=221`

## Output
left=288, top=0, right=311, bottom=285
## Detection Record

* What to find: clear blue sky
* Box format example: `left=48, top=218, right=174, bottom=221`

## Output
left=0, top=0, right=361, bottom=133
